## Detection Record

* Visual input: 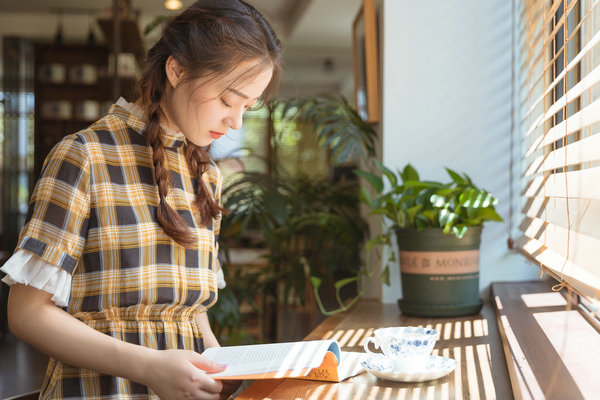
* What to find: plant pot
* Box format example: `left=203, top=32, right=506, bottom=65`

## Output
left=395, top=226, right=483, bottom=317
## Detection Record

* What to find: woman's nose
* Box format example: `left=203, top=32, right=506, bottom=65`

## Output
left=227, top=108, right=244, bottom=130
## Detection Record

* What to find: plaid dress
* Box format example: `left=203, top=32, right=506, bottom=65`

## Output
left=16, top=104, right=222, bottom=399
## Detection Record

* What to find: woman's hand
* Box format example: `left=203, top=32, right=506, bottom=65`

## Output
left=193, top=311, right=240, bottom=399
left=145, top=349, right=226, bottom=400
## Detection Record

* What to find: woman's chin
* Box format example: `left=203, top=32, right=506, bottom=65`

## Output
left=185, top=135, right=213, bottom=147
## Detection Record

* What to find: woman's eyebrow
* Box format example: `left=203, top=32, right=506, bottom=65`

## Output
left=227, top=88, right=257, bottom=100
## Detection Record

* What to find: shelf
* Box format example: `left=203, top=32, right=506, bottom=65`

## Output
left=35, top=76, right=137, bottom=87
left=97, top=17, right=145, bottom=64
left=33, top=43, right=137, bottom=181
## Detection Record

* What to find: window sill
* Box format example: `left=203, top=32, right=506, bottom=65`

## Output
left=491, top=280, right=600, bottom=399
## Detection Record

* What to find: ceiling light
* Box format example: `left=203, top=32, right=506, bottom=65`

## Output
left=164, top=0, right=182, bottom=10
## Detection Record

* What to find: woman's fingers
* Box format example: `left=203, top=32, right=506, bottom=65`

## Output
left=190, top=352, right=227, bottom=373
left=193, top=370, right=223, bottom=395
left=146, top=349, right=225, bottom=400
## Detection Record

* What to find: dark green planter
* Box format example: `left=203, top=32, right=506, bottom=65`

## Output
left=395, top=226, right=483, bottom=317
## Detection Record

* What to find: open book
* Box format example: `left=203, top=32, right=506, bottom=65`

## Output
left=202, top=340, right=365, bottom=382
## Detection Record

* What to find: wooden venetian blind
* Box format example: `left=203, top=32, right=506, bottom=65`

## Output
left=517, top=0, right=600, bottom=303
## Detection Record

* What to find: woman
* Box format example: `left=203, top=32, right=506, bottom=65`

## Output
left=1, top=1, right=282, bottom=398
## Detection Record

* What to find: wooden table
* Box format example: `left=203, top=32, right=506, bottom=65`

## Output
left=237, top=299, right=512, bottom=399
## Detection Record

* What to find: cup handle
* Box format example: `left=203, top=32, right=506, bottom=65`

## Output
left=363, top=336, right=380, bottom=356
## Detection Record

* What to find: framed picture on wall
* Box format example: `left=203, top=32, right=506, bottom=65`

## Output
left=353, top=0, right=380, bottom=123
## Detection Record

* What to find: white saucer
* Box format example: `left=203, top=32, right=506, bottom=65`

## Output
left=361, top=354, right=458, bottom=382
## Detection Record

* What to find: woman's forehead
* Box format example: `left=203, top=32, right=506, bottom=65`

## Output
left=190, top=61, right=273, bottom=98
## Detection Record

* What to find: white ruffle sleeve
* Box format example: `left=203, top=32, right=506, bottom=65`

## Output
left=0, top=249, right=72, bottom=307
left=216, top=268, right=226, bottom=289
left=214, top=241, right=226, bottom=290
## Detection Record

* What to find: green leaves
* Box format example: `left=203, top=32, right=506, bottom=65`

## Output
left=380, top=266, right=390, bottom=286
left=452, top=225, right=468, bottom=239
left=334, top=276, right=358, bottom=291
left=359, top=163, right=503, bottom=238
left=222, top=172, right=368, bottom=316
left=459, top=189, right=498, bottom=208
left=405, top=204, right=423, bottom=226
left=280, top=96, right=377, bottom=165
left=354, top=169, right=383, bottom=193
left=365, top=234, right=390, bottom=252
left=430, top=194, right=447, bottom=208
left=401, top=164, right=420, bottom=182
left=310, top=276, right=323, bottom=289
left=445, top=167, right=464, bottom=185
left=374, top=158, right=398, bottom=188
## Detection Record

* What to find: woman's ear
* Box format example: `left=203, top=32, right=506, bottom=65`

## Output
left=165, top=55, right=184, bottom=88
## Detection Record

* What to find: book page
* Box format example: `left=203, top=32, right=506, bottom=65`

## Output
left=337, top=351, right=366, bottom=381
left=203, top=340, right=340, bottom=378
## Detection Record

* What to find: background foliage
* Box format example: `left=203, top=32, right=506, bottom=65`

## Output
left=209, top=97, right=374, bottom=343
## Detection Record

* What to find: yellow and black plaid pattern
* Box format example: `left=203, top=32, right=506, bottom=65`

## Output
left=17, top=104, right=222, bottom=399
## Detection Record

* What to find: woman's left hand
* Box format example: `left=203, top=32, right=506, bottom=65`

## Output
left=195, top=312, right=241, bottom=398
left=218, top=379, right=242, bottom=399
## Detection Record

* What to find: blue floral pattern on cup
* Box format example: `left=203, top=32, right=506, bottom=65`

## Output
left=363, top=326, right=440, bottom=361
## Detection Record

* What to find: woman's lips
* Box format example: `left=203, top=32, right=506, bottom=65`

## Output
left=210, top=131, right=224, bottom=139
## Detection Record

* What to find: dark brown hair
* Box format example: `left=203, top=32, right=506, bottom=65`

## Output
left=137, top=0, right=282, bottom=247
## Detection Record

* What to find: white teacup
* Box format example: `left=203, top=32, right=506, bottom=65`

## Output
left=363, top=326, right=439, bottom=371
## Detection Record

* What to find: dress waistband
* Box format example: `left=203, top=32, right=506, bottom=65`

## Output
left=73, top=304, right=202, bottom=323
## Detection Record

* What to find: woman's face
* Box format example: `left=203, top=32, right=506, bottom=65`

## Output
left=163, top=58, right=273, bottom=147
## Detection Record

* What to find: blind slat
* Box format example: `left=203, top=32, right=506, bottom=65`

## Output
left=518, top=1, right=545, bottom=101
left=542, top=0, right=564, bottom=29
left=525, top=133, right=600, bottom=175
left=524, top=62, right=600, bottom=139
left=523, top=167, right=600, bottom=200
left=523, top=197, right=600, bottom=239
left=525, top=97, right=600, bottom=157
left=516, top=236, right=600, bottom=300
left=524, top=22, right=600, bottom=120
left=520, top=0, right=600, bottom=121
left=519, top=217, right=600, bottom=277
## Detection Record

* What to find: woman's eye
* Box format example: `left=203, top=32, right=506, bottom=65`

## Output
left=247, top=103, right=261, bottom=112
left=220, top=98, right=231, bottom=107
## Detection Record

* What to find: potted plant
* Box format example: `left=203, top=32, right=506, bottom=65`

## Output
left=356, top=161, right=503, bottom=317
left=275, top=96, right=503, bottom=318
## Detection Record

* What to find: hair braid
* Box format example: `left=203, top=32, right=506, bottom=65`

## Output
left=184, top=144, right=224, bottom=227
left=140, top=63, right=196, bottom=247
left=147, top=107, right=197, bottom=248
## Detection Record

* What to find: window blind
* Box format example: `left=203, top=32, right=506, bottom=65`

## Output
left=517, top=0, right=600, bottom=304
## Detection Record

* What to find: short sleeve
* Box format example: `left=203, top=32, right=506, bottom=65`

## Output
left=16, top=134, right=91, bottom=275
left=1, top=249, right=72, bottom=306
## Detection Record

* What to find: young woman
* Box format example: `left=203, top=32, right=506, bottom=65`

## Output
left=1, top=1, right=281, bottom=398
